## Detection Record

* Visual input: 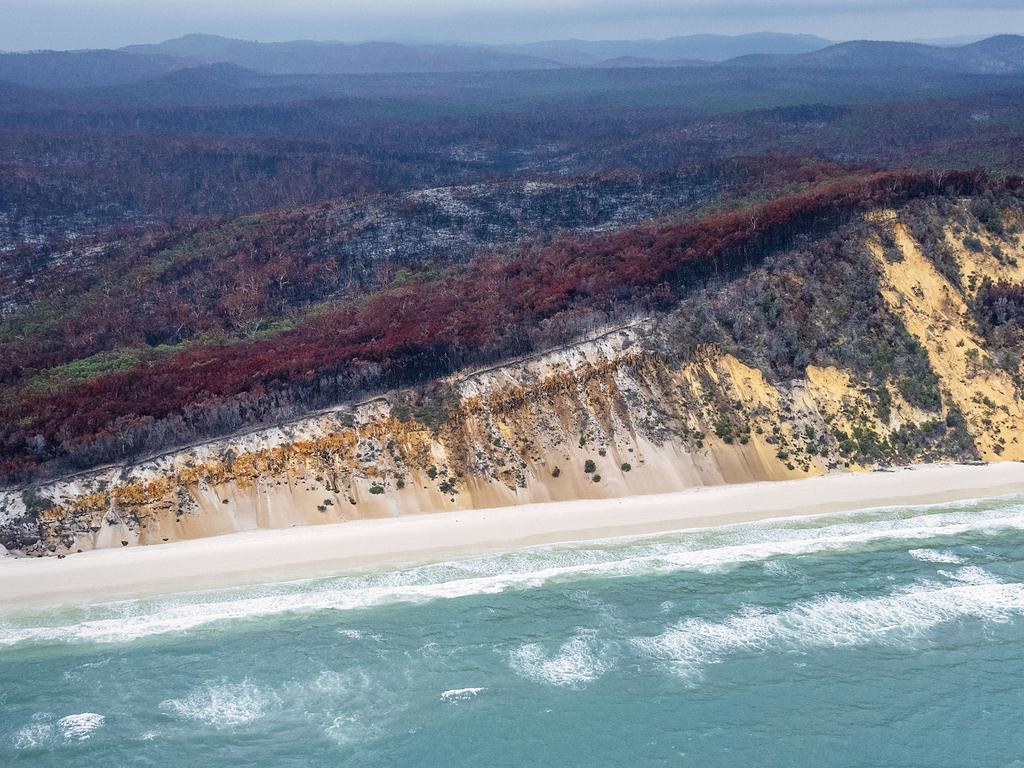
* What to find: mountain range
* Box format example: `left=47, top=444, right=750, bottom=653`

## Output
left=731, top=35, right=1024, bottom=73
left=492, top=32, right=831, bottom=65
left=1, top=32, right=1021, bottom=90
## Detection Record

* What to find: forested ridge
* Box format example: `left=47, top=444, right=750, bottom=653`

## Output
left=2, top=167, right=1017, bottom=481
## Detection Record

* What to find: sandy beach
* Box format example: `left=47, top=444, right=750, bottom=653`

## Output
left=2, top=461, right=1023, bottom=608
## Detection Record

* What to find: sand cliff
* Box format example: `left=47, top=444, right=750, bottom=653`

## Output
left=3, top=201, right=1022, bottom=556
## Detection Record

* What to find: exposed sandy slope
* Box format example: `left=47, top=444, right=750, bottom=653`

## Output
left=1, top=336, right=840, bottom=555
left=4, top=200, right=1023, bottom=557
left=2, top=462, right=1021, bottom=608
left=871, top=218, right=1024, bottom=459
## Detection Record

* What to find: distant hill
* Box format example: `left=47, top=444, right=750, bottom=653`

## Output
left=0, top=49, right=185, bottom=88
left=78, top=63, right=336, bottom=108
left=121, top=34, right=565, bottom=75
left=0, top=79, right=84, bottom=110
left=962, top=35, right=1024, bottom=73
left=912, top=34, right=994, bottom=47
left=730, top=35, right=1024, bottom=74
left=500, top=33, right=832, bottom=65
left=594, top=56, right=710, bottom=69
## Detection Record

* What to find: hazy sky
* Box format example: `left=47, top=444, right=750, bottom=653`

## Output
left=2, top=0, right=1022, bottom=51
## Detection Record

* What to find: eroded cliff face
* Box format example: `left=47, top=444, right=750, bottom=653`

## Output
left=870, top=213, right=1024, bottom=459
left=3, top=199, right=1023, bottom=555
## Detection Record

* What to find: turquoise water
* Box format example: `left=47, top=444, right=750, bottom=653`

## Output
left=3, top=495, right=1024, bottom=767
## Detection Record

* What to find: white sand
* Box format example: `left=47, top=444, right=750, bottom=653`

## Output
left=2, top=462, right=1023, bottom=608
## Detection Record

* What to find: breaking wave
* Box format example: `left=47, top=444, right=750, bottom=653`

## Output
left=908, top=548, right=966, bottom=564
left=440, top=687, right=485, bottom=703
left=11, top=712, right=105, bottom=749
left=2, top=495, right=1023, bottom=647
left=161, top=680, right=276, bottom=728
left=57, top=713, right=106, bottom=742
left=633, top=570, right=1024, bottom=680
left=509, top=630, right=613, bottom=687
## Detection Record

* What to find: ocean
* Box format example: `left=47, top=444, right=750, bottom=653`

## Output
left=3, top=494, right=1024, bottom=767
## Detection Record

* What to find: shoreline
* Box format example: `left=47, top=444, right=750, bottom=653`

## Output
left=2, top=462, right=1023, bottom=608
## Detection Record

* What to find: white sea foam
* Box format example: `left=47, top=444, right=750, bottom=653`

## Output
left=634, top=574, right=1024, bottom=680
left=940, top=566, right=999, bottom=585
left=763, top=559, right=801, bottom=578
left=3, top=498, right=1023, bottom=647
left=160, top=680, right=276, bottom=728
left=57, top=713, right=105, bottom=742
left=509, top=630, right=612, bottom=686
left=909, top=548, right=966, bottom=564
left=12, top=712, right=105, bottom=748
left=440, top=687, right=485, bottom=703
left=13, top=717, right=53, bottom=750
